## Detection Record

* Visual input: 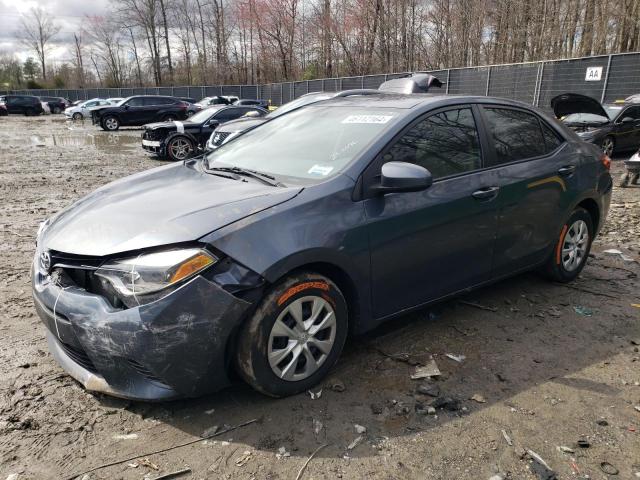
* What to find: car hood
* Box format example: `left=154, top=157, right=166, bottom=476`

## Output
left=550, top=93, right=609, bottom=119
left=144, top=120, right=198, bottom=131
left=40, top=162, right=302, bottom=257
left=216, top=117, right=268, bottom=133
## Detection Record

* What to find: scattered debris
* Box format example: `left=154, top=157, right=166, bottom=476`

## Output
left=112, top=433, right=138, bottom=440
left=148, top=468, right=191, bottom=480
left=597, top=419, right=609, bottom=426
left=6, top=474, right=19, bottom=480
left=347, top=436, right=363, bottom=450
left=127, top=463, right=139, bottom=468
left=295, top=444, right=329, bottom=480
left=416, top=383, right=440, bottom=397
left=235, top=450, right=252, bottom=467
left=527, top=449, right=557, bottom=480
left=557, top=445, right=574, bottom=454
left=410, top=359, right=441, bottom=379
left=354, top=424, right=367, bottom=434
left=634, top=405, right=640, bottom=413
left=603, top=249, right=635, bottom=262
left=204, top=408, right=215, bottom=415
left=201, top=425, right=219, bottom=438
left=573, top=306, right=594, bottom=316
left=577, top=439, right=590, bottom=448
left=308, top=389, right=322, bottom=400
left=370, top=403, right=383, bottom=415
left=489, top=475, right=505, bottom=480
left=600, top=461, right=619, bottom=475
left=459, top=300, right=498, bottom=312
left=275, top=446, right=290, bottom=460
left=470, top=393, right=486, bottom=403
left=327, top=378, right=345, bottom=392
left=445, top=353, right=466, bottom=363
left=139, top=458, right=160, bottom=470
left=501, top=429, right=513, bottom=446
left=313, top=419, right=323, bottom=435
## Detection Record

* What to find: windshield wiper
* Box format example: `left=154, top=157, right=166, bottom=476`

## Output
left=208, top=166, right=283, bottom=187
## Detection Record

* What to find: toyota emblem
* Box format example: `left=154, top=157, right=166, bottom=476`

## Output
left=40, top=251, right=51, bottom=272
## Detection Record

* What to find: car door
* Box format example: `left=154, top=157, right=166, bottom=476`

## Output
left=614, top=106, right=640, bottom=150
left=121, top=97, right=146, bottom=125
left=364, top=105, right=499, bottom=318
left=5, top=96, right=20, bottom=114
left=477, top=105, right=577, bottom=277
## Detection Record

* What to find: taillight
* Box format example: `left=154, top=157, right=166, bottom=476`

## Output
left=178, top=102, right=188, bottom=110
left=600, top=154, right=611, bottom=171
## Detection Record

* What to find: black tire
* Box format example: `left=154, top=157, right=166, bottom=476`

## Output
left=52, top=106, right=61, bottom=114
left=618, top=172, right=630, bottom=188
left=601, top=136, right=615, bottom=157
left=25, top=108, right=35, bottom=116
left=166, top=135, right=194, bottom=161
left=237, top=272, right=348, bottom=397
left=72, top=112, right=83, bottom=120
left=544, top=208, right=594, bottom=282
left=631, top=173, right=640, bottom=185
left=101, top=115, right=120, bottom=131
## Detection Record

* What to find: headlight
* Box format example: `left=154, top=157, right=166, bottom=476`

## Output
left=95, top=248, right=216, bottom=299
left=36, top=219, right=50, bottom=245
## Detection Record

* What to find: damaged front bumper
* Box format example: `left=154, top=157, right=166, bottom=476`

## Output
left=32, top=258, right=252, bottom=401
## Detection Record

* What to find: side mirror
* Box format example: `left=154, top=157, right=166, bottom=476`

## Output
left=243, top=111, right=260, bottom=118
left=124, top=104, right=130, bottom=109
left=206, top=119, right=220, bottom=127
left=620, top=116, right=635, bottom=124
left=372, top=161, right=433, bottom=194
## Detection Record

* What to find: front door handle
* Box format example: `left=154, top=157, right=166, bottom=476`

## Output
left=472, top=186, right=500, bottom=200
left=558, top=165, right=576, bottom=176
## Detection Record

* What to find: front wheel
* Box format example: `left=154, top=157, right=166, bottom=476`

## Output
left=618, top=172, right=630, bottom=188
left=72, top=112, right=83, bottom=120
left=52, top=106, right=62, bottom=114
left=601, top=136, right=614, bottom=157
left=102, top=115, right=119, bottom=131
left=237, top=272, right=348, bottom=397
left=544, top=208, right=593, bottom=282
left=166, top=135, right=194, bottom=161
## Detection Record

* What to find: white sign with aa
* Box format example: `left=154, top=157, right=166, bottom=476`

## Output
left=585, top=66, right=603, bottom=81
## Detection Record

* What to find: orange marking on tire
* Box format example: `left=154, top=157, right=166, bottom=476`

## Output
left=277, top=282, right=329, bottom=306
left=556, top=225, right=568, bottom=265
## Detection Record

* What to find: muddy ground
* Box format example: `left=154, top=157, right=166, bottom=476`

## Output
left=0, top=115, right=639, bottom=480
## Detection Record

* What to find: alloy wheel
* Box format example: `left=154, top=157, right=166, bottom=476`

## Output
left=602, top=137, right=614, bottom=157
left=561, top=219, right=589, bottom=272
left=104, top=118, right=118, bottom=130
left=267, top=295, right=336, bottom=381
left=168, top=138, right=193, bottom=160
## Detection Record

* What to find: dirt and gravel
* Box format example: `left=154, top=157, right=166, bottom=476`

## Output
left=0, top=115, right=639, bottom=480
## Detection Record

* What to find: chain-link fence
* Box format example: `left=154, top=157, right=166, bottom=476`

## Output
left=3, top=52, right=639, bottom=109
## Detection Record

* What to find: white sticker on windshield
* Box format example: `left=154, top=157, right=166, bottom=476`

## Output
left=342, top=115, right=394, bottom=124
left=308, top=165, right=334, bottom=176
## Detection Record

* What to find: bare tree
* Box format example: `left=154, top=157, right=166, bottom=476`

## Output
left=19, top=7, right=60, bottom=81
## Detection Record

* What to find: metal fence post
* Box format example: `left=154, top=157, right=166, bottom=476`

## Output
left=485, top=66, right=491, bottom=96
left=601, top=54, right=613, bottom=103
left=445, top=69, right=450, bottom=94
left=534, top=62, right=545, bottom=107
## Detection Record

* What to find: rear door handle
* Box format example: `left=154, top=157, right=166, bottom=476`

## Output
left=472, top=186, right=500, bottom=200
left=558, top=165, right=576, bottom=176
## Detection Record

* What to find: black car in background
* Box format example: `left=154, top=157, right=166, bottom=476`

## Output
left=0, top=95, right=44, bottom=116
left=236, top=99, right=269, bottom=108
left=552, top=93, right=640, bottom=156
left=142, top=105, right=267, bottom=161
left=39, top=96, right=69, bottom=114
left=91, top=95, right=190, bottom=131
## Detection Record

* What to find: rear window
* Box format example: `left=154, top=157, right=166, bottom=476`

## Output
left=483, top=107, right=547, bottom=165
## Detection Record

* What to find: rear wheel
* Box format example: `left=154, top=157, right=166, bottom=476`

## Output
left=25, top=108, right=35, bottom=116
left=544, top=208, right=593, bottom=282
left=619, top=172, right=631, bottom=188
left=52, top=106, right=62, bottom=114
left=72, top=112, right=83, bottom=120
left=102, top=115, right=120, bottom=131
left=237, top=272, right=348, bottom=397
left=601, top=136, right=614, bottom=157
left=166, top=135, right=194, bottom=161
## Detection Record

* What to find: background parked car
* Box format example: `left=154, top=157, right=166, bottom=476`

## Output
left=142, top=105, right=267, bottom=161
left=235, top=99, right=269, bottom=108
left=91, top=95, right=190, bottom=131
left=41, top=102, right=51, bottom=115
left=39, top=96, right=68, bottom=114
left=0, top=103, right=7, bottom=116
left=64, top=98, right=113, bottom=120
left=552, top=93, right=640, bottom=156
left=106, top=97, right=124, bottom=104
left=0, top=95, right=44, bottom=115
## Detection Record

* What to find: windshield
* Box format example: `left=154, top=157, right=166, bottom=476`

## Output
left=115, top=98, right=130, bottom=106
left=206, top=106, right=399, bottom=182
left=267, top=93, right=334, bottom=119
left=563, top=112, right=609, bottom=124
left=604, top=105, right=623, bottom=120
left=188, top=107, right=220, bottom=123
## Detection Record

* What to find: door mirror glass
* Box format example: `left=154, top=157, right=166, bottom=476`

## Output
left=243, top=110, right=261, bottom=118
left=620, top=116, right=635, bottom=124
left=374, top=161, right=433, bottom=194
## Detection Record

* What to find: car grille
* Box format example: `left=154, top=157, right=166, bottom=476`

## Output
left=60, top=342, right=98, bottom=373
left=142, top=129, right=161, bottom=141
left=212, top=131, right=232, bottom=146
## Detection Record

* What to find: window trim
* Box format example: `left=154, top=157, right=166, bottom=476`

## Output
left=614, top=105, right=640, bottom=124
left=476, top=104, right=567, bottom=169
left=360, top=103, right=486, bottom=198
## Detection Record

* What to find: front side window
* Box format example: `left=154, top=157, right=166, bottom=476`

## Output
left=483, top=108, right=546, bottom=165
left=384, top=108, right=482, bottom=179
left=126, top=97, right=145, bottom=107
left=206, top=106, right=400, bottom=182
left=619, top=106, right=640, bottom=122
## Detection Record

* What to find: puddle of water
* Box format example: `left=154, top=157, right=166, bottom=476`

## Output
left=26, top=133, right=140, bottom=152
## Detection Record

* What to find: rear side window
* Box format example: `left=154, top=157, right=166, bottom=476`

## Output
left=483, top=108, right=547, bottom=165
left=384, top=107, right=482, bottom=179
left=540, top=121, right=563, bottom=151
left=215, top=108, right=245, bottom=122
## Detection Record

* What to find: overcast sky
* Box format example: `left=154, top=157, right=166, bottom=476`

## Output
left=0, top=0, right=111, bottom=63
